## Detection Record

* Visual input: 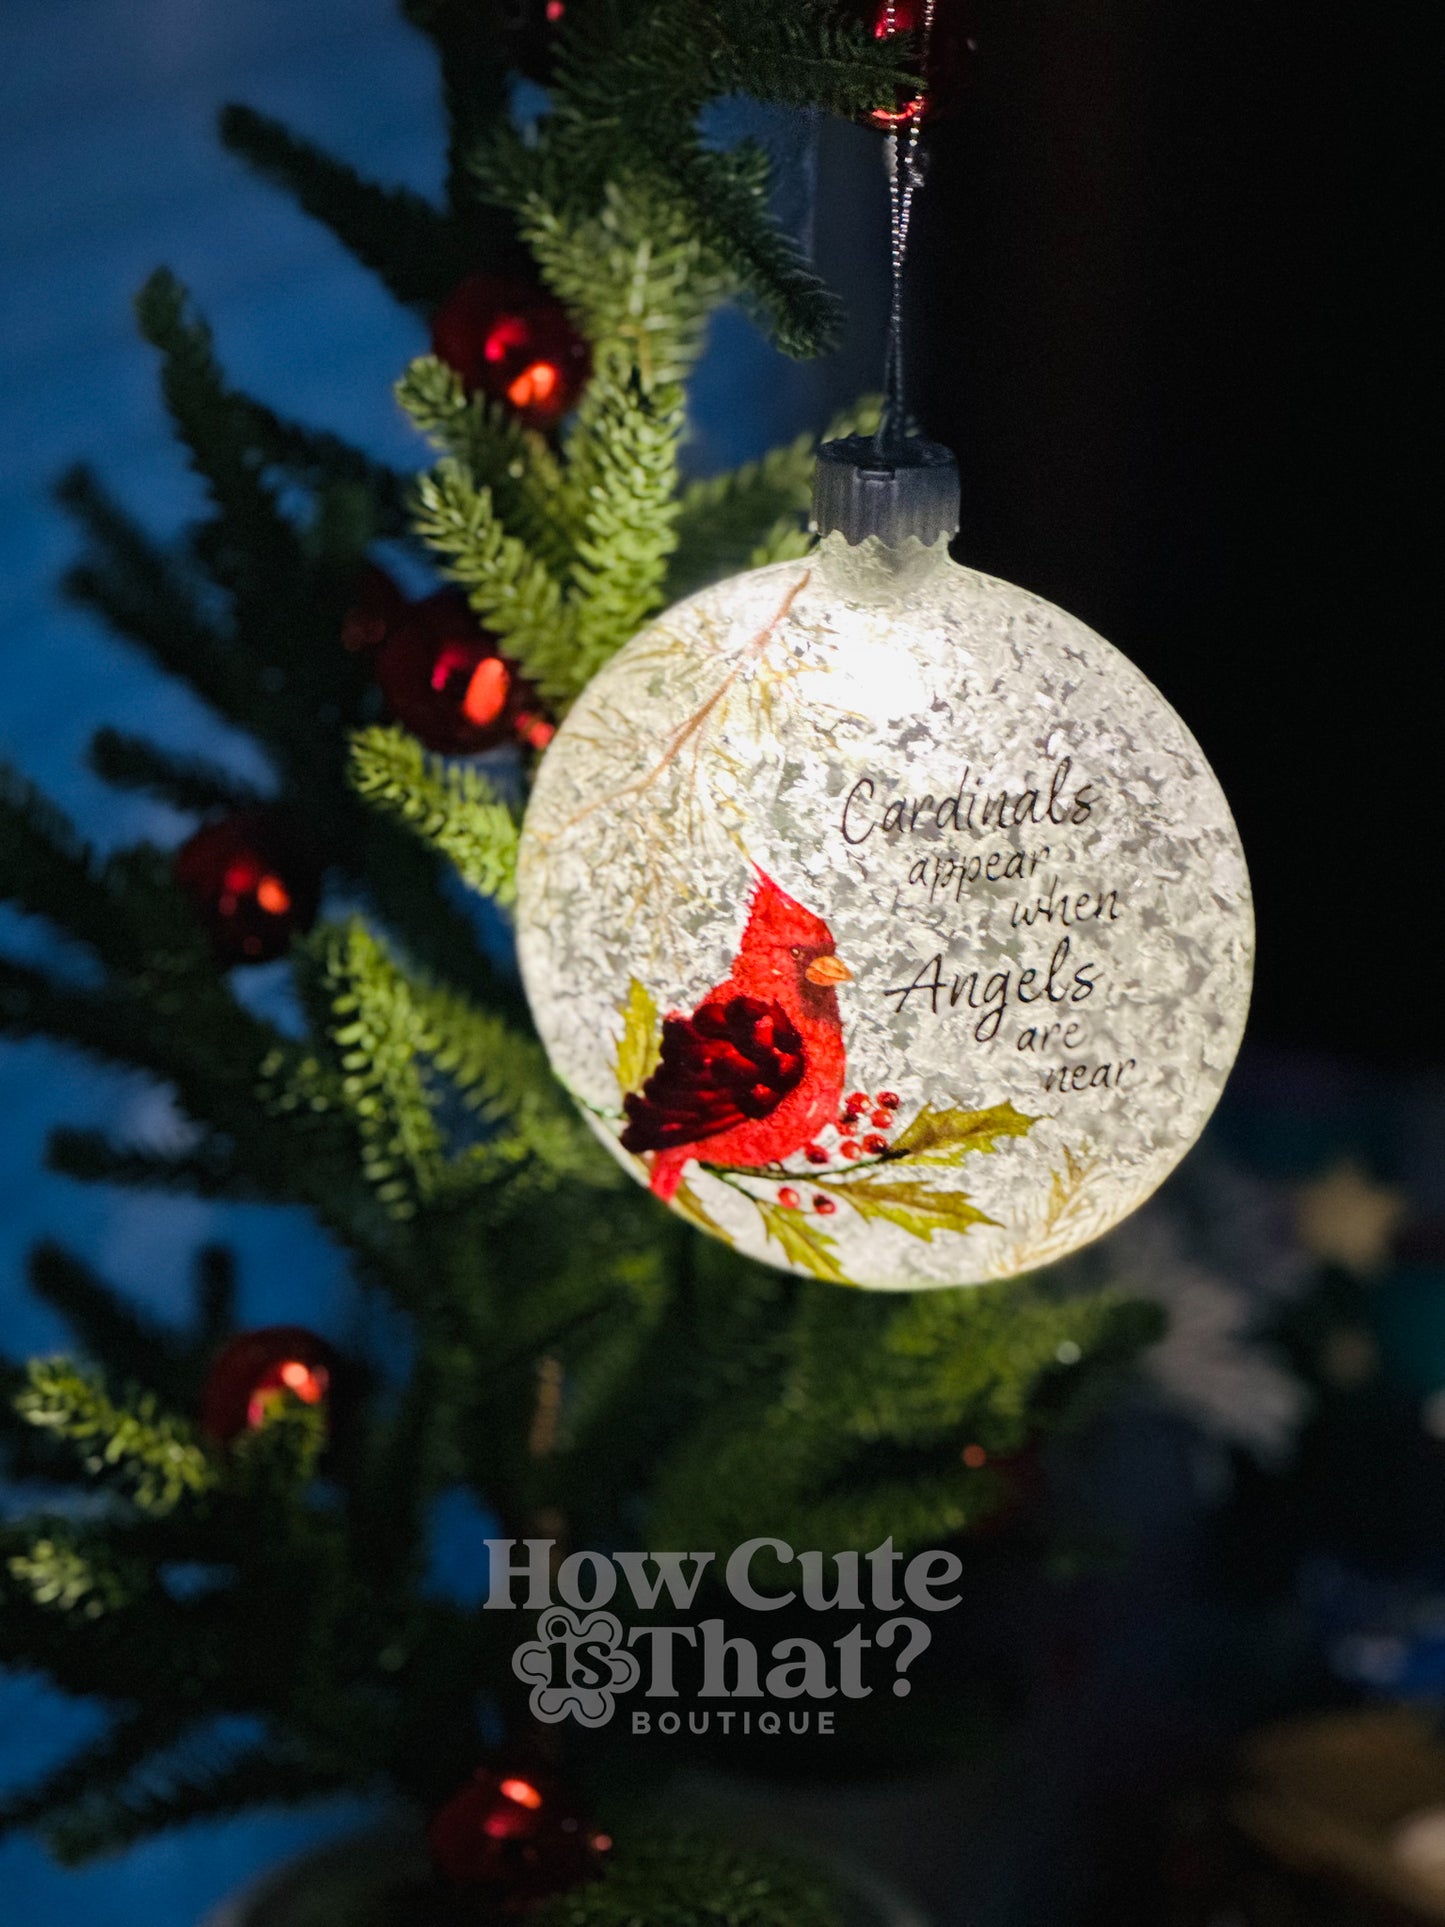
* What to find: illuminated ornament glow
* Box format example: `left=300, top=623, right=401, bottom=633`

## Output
left=517, top=440, right=1253, bottom=1288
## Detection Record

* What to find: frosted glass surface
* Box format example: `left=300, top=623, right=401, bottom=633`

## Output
left=518, top=535, right=1253, bottom=1288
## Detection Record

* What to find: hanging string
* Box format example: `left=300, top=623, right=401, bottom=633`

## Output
left=877, top=0, right=935, bottom=453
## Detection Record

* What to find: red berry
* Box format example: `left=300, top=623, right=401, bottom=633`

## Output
left=839, top=1139, right=862, bottom=1159
left=863, top=1134, right=888, bottom=1155
left=846, top=1092, right=869, bottom=1112
left=876, top=1091, right=901, bottom=1109
left=870, top=1110, right=892, bottom=1129
left=805, top=1144, right=830, bottom=1164
left=813, top=1195, right=837, bottom=1215
left=778, top=1187, right=801, bottom=1209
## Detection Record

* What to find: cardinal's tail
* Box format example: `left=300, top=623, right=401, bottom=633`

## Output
left=649, top=1149, right=691, bottom=1202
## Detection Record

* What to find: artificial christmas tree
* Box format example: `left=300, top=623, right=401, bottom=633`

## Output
left=0, top=2, right=1163, bottom=1917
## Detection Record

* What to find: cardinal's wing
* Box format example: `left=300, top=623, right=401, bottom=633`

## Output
left=620, top=995, right=805, bottom=1153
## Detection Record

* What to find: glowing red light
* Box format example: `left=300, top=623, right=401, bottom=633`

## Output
left=462, top=656, right=511, bottom=727
left=516, top=712, right=556, bottom=750
left=254, top=874, right=292, bottom=916
left=500, top=1778, right=544, bottom=1810
left=545, top=0, right=565, bottom=18
left=483, top=315, right=530, bottom=364
left=245, top=1357, right=329, bottom=1431
left=506, top=360, right=560, bottom=409
left=962, top=1443, right=988, bottom=1469
left=429, top=640, right=477, bottom=696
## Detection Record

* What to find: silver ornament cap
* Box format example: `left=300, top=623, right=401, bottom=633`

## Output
left=812, top=435, right=960, bottom=548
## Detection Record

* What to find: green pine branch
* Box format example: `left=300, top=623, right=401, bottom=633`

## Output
left=406, top=975, right=613, bottom=1182
left=26, top=1245, right=196, bottom=1408
left=349, top=726, right=520, bottom=902
left=352, top=810, right=528, bottom=1020
left=523, top=0, right=912, bottom=360
left=667, top=395, right=882, bottom=599
left=55, top=468, right=255, bottom=732
left=396, top=357, right=572, bottom=575
left=399, top=0, right=516, bottom=222
left=669, top=142, right=842, bottom=359
left=0, top=763, right=118, bottom=959
left=314, top=921, right=448, bottom=1221
left=512, top=176, right=727, bottom=390
left=411, top=462, right=579, bottom=700
left=46, top=1129, right=256, bottom=1204
left=192, top=1245, right=238, bottom=1353
left=566, top=369, right=685, bottom=677
left=88, top=728, right=267, bottom=815
left=644, top=1282, right=1163, bottom=1556
left=704, top=4, right=915, bottom=114
left=135, top=271, right=302, bottom=598
left=5, top=1524, right=147, bottom=1622
left=218, top=104, right=479, bottom=306
left=534, top=1828, right=842, bottom=1927
left=14, top=1361, right=216, bottom=1516
left=224, top=395, right=412, bottom=539
left=43, top=1735, right=356, bottom=1867
left=0, top=1707, right=196, bottom=1846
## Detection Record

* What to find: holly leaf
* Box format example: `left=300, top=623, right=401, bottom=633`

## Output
left=819, top=1174, right=997, bottom=1242
left=673, top=1177, right=732, bottom=1246
left=889, top=1101, right=1034, bottom=1165
left=615, top=977, right=661, bottom=1096
left=755, top=1200, right=848, bottom=1283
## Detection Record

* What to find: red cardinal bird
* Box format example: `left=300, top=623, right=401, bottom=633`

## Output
left=621, top=870, right=851, bottom=1201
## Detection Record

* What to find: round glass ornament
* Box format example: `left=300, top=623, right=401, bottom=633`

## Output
left=516, top=445, right=1252, bottom=1288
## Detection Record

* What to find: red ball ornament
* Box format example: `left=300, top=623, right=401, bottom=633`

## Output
left=374, top=589, right=555, bottom=754
left=427, top=1769, right=611, bottom=1909
left=174, top=813, right=322, bottom=966
left=340, top=563, right=408, bottom=655
left=201, top=1327, right=333, bottom=1443
left=431, top=274, right=589, bottom=428
left=856, top=0, right=974, bottom=129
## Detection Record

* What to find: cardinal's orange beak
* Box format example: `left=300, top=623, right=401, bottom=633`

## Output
left=806, top=954, right=852, bottom=986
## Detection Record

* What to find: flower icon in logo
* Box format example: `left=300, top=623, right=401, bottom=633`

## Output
left=512, top=1607, right=640, bottom=1727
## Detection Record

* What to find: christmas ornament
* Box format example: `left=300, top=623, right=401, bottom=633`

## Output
left=516, top=439, right=1253, bottom=1288
left=340, top=562, right=407, bottom=655
left=201, top=1326, right=332, bottom=1442
left=174, top=812, right=322, bottom=966
left=373, top=588, right=554, bottom=754
left=427, top=1768, right=610, bottom=1907
left=431, top=273, right=589, bottom=429
left=856, top=0, right=972, bottom=130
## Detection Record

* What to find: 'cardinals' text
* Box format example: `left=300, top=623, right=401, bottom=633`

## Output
left=841, top=756, right=1097, bottom=845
